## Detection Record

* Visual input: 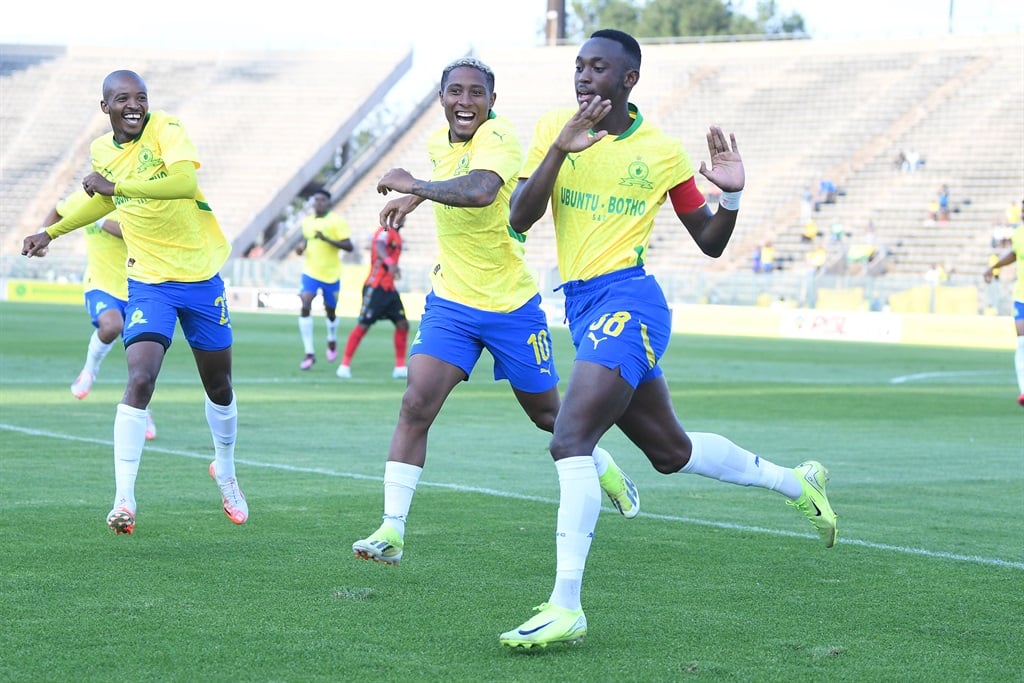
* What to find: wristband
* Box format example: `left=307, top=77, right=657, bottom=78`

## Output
left=719, top=190, right=742, bottom=211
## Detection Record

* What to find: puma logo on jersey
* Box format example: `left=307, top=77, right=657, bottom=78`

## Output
left=587, top=332, right=607, bottom=349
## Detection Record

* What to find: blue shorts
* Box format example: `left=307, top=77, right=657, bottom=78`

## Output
left=1014, top=299, right=1024, bottom=322
left=412, top=291, right=559, bottom=393
left=84, top=290, right=127, bottom=328
left=300, top=273, right=340, bottom=309
left=560, top=266, right=669, bottom=388
left=123, top=274, right=233, bottom=352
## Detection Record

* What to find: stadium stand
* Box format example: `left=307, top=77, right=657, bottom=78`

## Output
left=0, top=44, right=411, bottom=257
left=2, top=33, right=1021, bottom=311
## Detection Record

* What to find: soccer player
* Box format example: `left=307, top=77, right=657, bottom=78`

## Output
left=499, top=30, right=838, bottom=649
left=42, top=190, right=156, bottom=440
left=21, top=69, right=247, bottom=535
left=295, top=188, right=354, bottom=370
left=983, top=199, right=1024, bottom=407
left=351, top=57, right=639, bottom=566
left=336, top=224, right=410, bottom=379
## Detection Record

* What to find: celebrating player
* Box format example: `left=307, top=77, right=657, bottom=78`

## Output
left=351, top=57, right=639, bottom=567
left=21, top=69, right=247, bottom=535
left=499, top=30, right=838, bottom=649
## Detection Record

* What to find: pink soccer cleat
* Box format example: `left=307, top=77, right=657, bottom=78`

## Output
left=209, top=462, right=248, bottom=525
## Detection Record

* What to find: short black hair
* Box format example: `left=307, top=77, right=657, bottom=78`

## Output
left=440, top=57, right=496, bottom=92
left=590, top=29, right=641, bottom=69
left=311, top=188, right=331, bottom=200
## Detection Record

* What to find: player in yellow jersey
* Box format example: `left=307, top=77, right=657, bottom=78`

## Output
left=351, top=57, right=639, bottom=567
left=500, top=30, right=838, bottom=649
left=22, top=70, right=247, bottom=535
left=42, top=190, right=156, bottom=440
left=295, top=188, right=353, bottom=370
left=983, top=198, right=1024, bottom=407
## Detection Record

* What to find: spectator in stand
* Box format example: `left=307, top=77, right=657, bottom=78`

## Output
left=901, top=149, right=923, bottom=173
left=830, top=218, right=846, bottom=242
left=800, top=240, right=829, bottom=307
left=801, top=218, right=819, bottom=243
left=814, top=177, right=837, bottom=211
left=937, top=185, right=951, bottom=222
left=1005, top=199, right=1023, bottom=230
left=759, top=241, right=776, bottom=273
left=924, top=262, right=948, bottom=286
left=983, top=207, right=1024, bottom=407
left=800, top=187, right=813, bottom=223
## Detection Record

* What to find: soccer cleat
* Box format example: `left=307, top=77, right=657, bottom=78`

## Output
left=787, top=460, right=837, bottom=548
left=209, top=462, right=248, bottom=525
left=336, top=364, right=352, bottom=379
left=352, top=524, right=403, bottom=565
left=392, top=366, right=408, bottom=379
left=599, top=462, right=640, bottom=518
left=1017, top=392, right=1024, bottom=407
left=71, top=369, right=95, bottom=399
left=106, top=504, right=136, bottom=535
left=145, top=410, right=157, bottom=440
left=326, top=340, right=338, bottom=362
left=300, top=354, right=315, bottom=370
left=500, top=603, right=587, bottom=649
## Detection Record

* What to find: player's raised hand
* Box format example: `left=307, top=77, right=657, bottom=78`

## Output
left=554, top=97, right=611, bottom=153
left=380, top=195, right=419, bottom=230
left=377, top=168, right=416, bottom=196
left=21, top=231, right=52, bottom=257
left=82, top=171, right=115, bottom=197
left=698, top=126, right=744, bottom=193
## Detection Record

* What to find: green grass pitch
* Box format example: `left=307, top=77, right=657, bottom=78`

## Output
left=1, top=301, right=1021, bottom=681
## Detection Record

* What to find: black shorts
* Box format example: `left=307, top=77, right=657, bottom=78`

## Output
left=357, top=284, right=407, bottom=326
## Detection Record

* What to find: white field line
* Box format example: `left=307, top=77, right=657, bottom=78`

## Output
left=3, top=422, right=1022, bottom=571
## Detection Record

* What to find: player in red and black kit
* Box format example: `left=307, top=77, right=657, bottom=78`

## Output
left=336, top=225, right=410, bottom=379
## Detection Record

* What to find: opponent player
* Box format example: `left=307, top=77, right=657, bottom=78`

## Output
left=351, top=57, right=639, bottom=566
left=983, top=198, right=1024, bottom=407
left=295, top=188, right=353, bottom=370
left=43, top=190, right=156, bottom=440
left=500, top=30, right=838, bottom=649
left=336, top=224, right=409, bottom=379
left=22, top=69, right=246, bottom=535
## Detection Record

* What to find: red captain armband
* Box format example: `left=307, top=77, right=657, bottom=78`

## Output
left=668, top=177, right=707, bottom=214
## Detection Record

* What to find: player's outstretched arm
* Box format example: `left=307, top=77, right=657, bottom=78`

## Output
left=698, top=126, right=744, bottom=193
left=21, top=231, right=52, bottom=257
left=679, top=127, right=745, bottom=258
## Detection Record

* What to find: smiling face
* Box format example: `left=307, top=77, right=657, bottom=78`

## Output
left=439, top=65, right=495, bottom=143
left=100, top=71, right=148, bottom=144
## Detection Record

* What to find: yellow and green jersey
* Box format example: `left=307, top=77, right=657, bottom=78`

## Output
left=57, top=190, right=128, bottom=300
left=90, top=110, right=229, bottom=284
left=301, top=212, right=350, bottom=283
left=522, top=104, right=695, bottom=282
left=427, top=112, right=538, bottom=312
left=1012, top=226, right=1024, bottom=301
